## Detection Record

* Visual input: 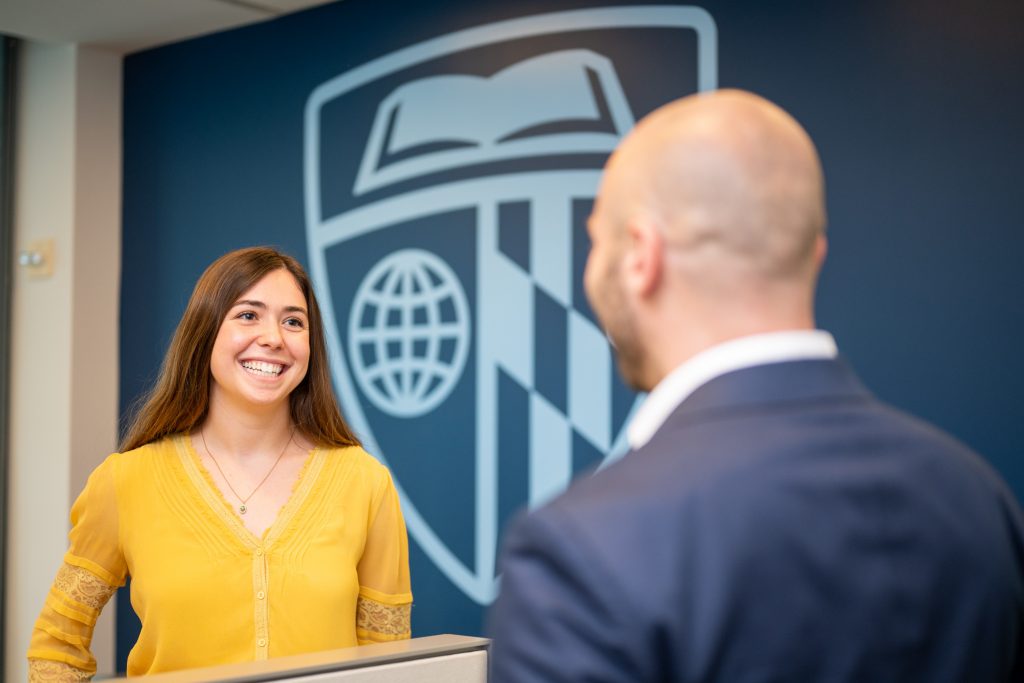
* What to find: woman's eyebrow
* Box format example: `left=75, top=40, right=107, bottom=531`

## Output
left=232, top=299, right=307, bottom=315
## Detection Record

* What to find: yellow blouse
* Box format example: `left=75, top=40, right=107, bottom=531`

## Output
left=27, top=435, right=412, bottom=680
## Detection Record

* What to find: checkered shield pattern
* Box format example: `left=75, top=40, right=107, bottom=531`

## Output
left=485, top=196, right=628, bottom=509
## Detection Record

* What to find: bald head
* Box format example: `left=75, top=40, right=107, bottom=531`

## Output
left=585, top=90, right=828, bottom=388
left=602, top=89, right=826, bottom=289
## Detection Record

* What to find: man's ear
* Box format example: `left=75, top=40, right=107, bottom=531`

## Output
left=623, top=216, right=663, bottom=297
left=814, top=233, right=828, bottom=270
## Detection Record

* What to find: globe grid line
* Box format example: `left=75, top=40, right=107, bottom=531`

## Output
left=349, top=248, right=471, bottom=417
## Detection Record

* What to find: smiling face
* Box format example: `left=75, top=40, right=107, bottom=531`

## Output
left=209, top=268, right=311, bottom=415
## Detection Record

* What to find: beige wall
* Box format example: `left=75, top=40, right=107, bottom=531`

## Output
left=4, top=40, right=121, bottom=682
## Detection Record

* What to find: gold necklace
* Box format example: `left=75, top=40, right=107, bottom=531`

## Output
left=200, top=428, right=295, bottom=515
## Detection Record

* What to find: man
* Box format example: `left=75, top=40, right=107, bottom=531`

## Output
left=487, top=90, right=1024, bottom=682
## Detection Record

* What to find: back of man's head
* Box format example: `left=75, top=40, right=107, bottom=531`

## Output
left=587, top=90, right=828, bottom=386
left=630, top=89, right=824, bottom=284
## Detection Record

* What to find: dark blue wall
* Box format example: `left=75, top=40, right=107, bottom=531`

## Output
left=118, top=0, right=1024, bottom=670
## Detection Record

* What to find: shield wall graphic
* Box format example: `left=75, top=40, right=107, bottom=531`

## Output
left=305, top=6, right=717, bottom=606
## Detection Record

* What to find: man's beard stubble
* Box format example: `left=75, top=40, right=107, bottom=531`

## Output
left=594, top=278, right=651, bottom=393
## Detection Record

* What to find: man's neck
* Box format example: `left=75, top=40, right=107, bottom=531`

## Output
left=648, top=316, right=818, bottom=390
left=628, top=329, right=837, bottom=450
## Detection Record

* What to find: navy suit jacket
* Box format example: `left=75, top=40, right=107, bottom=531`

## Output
left=488, top=359, right=1024, bottom=682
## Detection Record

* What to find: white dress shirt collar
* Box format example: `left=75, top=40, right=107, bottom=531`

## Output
left=626, top=330, right=838, bottom=450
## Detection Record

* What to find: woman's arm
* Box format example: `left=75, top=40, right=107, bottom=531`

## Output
left=355, top=467, right=412, bottom=644
left=27, top=456, right=127, bottom=681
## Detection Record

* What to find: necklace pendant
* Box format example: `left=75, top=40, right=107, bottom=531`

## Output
left=239, top=504, right=247, bottom=515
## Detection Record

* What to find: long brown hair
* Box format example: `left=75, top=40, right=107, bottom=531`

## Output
left=120, top=246, right=361, bottom=452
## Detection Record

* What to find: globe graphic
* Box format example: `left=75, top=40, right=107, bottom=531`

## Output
left=348, top=249, right=471, bottom=418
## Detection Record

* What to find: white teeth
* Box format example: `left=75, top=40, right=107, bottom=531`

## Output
left=241, top=361, right=284, bottom=376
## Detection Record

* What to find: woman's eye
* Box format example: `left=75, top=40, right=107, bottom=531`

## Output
left=237, top=311, right=257, bottom=321
left=284, top=317, right=306, bottom=329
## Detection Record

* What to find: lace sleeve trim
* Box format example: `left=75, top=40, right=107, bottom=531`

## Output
left=28, top=659, right=92, bottom=682
left=356, top=595, right=411, bottom=637
left=53, top=563, right=116, bottom=612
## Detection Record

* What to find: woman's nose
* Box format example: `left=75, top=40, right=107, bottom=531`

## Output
left=258, top=322, right=283, bottom=348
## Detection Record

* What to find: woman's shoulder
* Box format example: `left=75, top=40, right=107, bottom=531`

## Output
left=318, top=443, right=393, bottom=480
left=117, top=434, right=182, bottom=456
left=107, top=434, right=184, bottom=471
left=74, top=436, right=182, bottom=500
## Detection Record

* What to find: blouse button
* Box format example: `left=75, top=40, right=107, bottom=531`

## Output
left=257, top=591, right=266, bottom=600
left=255, top=548, right=264, bottom=556
left=257, top=638, right=267, bottom=647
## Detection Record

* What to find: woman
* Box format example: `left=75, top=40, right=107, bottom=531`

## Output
left=27, top=247, right=412, bottom=680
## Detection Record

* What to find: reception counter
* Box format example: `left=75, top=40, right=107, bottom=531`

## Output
left=110, top=634, right=489, bottom=682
